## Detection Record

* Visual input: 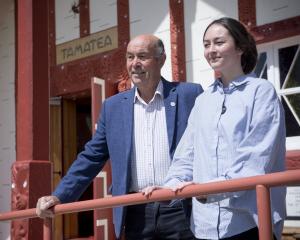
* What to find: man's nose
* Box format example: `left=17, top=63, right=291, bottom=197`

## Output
left=132, top=56, right=142, bottom=66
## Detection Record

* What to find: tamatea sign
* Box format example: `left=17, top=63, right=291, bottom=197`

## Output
left=56, top=26, right=118, bottom=65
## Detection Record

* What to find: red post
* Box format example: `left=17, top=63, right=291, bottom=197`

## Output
left=12, top=0, right=51, bottom=239
left=256, top=184, right=273, bottom=240
left=169, top=0, right=187, bottom=82
left=43, top=218, right=52, bottom=240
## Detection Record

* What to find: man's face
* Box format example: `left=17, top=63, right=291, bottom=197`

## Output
left=126, top=36, right=165, bottom=89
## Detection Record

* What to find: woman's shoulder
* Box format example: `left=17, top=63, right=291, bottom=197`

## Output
left=246, top=75, right=279, bottom=101
left=246, top=75, right=274, bottom=89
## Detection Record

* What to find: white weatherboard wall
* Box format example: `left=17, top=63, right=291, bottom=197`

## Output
left=129, top=0, right=172, bottom=82
left=184, top=0, right=238, bottom=89
left=55, top=0, right=80, bottom=44
left=256, top=0, right=300, bottom=26
left=0, top=0, right=15, bottom=239
left=90, top=0, right=117, bottom=34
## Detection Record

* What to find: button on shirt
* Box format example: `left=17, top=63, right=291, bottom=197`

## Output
left=130, top=80, right=171, bottom=192
left=165, top=74, right=286, bottom=240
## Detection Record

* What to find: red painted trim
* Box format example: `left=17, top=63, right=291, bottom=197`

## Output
left=93, top=166, right=114, bottom=239
left=256, top=185, right=273, bottom=240
left=286, top=150, right=300, bottom=170
left=16, top=0, right=33, bottom=160
left=80, top=0, right=90, bottom=37
left=16, top=0, right=50, bottom=160
left=32, top=0, right=50, bottom=160
left=251, top=16, right=300, bottom=44
left=49, top=0, right=56, bottom=67
left=14, top=0, right=18, bottom=123
left=238, top=0, right=300, bottom=44
left=14, top=1, right=51, bottom=237
left=238, top=0, right=256, bottom=27
left=169, top=0, right=186, bottom=82
left=50, top=1, right=130, bottom=97
left=91, top=79, right=113, bottom=238
left=11, top=160, right=52, bottom=239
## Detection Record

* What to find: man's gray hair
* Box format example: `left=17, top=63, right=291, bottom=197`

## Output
left=155, top=38, right=165, bottom=57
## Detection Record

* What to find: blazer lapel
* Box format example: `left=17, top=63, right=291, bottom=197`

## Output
left=122, top=80, right=177, bottom=158
left=122, top=88, right=135, bottom=168
left=163, top=79, right=177, bottom=151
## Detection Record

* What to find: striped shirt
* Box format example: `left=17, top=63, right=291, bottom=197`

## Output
left=165, top=74, right=286, bottom=239
left=130, top=81, right=171, bottom=192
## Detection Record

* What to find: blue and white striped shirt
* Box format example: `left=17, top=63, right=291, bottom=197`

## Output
left=165, top=74, right=286, bottom=239
left=130, top=80, right=171, bottom=192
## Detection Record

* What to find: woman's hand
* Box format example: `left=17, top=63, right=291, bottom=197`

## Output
left=172, top=182, right=207, bottom=202
left=142, top=181, right=195, bottom=197
left=171, top=181, right=195, bottom=192
left=141, top=186, right=165, bottom=197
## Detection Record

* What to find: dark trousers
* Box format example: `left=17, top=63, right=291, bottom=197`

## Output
left=124, top=201, right=195, bottom=240
left=196, top=227, right=277, bottom=240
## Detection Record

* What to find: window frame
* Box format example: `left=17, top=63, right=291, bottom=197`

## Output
left=257, top=35, right=300, bottom=151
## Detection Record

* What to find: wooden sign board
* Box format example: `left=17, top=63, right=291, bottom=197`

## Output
left=56, top=26, right=118, bottom=65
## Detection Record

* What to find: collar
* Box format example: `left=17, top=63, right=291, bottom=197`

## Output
left=134, top=79, right=163, bottom=104
left=211, top=73, right=256, bottom=92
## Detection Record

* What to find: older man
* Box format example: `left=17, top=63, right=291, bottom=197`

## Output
left=36, top=35, right=203, bottom=239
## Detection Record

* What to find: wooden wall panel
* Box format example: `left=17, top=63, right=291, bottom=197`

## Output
left=62, top=99, right=78, bottom=239
left=50, top=99, right=63, bottom=240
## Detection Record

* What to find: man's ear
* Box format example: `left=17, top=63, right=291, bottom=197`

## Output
left=159, top=53, right=166, bottom=66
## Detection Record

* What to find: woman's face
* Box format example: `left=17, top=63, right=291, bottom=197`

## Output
left=203, top=24, right=243, bottom=75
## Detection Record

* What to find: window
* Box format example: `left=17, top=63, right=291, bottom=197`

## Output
left=256, top=36, right=300, bottom=150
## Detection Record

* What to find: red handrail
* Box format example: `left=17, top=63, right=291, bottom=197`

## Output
left=1, top=169, right=300, bottom=240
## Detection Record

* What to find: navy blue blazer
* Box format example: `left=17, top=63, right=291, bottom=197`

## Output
left=53, top=79, right=203, bottom=238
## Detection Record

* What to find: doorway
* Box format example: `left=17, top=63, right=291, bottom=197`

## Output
left=50, top=95, right=94, bottom=239
left=76, top=97, right=93, bottom=238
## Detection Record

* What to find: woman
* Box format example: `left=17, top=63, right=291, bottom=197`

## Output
left=143, top=17, right=286, bottom=240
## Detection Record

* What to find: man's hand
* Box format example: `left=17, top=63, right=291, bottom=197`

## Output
left=36, top=196, right=60, bottom=218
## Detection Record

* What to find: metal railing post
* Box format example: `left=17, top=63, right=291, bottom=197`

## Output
left=43, top=217, right=52, bottom=240
left=256, top=184, right=273, bottom=240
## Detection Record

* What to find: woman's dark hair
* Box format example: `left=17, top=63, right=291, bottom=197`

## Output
left=203, top=17, right=258, bottom=74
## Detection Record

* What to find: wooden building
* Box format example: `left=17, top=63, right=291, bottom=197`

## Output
left=0, top=0, right=299, bottom=239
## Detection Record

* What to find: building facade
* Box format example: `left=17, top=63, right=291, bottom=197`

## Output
left=0, top=0, right=299, bottom=239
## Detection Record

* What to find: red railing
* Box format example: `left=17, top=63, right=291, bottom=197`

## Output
left=1, top=169, right=300, bottom=240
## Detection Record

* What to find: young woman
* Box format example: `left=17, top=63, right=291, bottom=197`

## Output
left=143, top=17, right=286, bottom=240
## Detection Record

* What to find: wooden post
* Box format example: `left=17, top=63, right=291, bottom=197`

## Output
left=12, top=0, right=51, bottom=239
left=256, top=185, right=273, bottom=240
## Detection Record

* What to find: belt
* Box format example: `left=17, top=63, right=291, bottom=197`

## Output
left=159, top=199, right=182, bottom=207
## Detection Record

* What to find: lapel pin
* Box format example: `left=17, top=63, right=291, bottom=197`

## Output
left=170, top=102, right=176, bottom=107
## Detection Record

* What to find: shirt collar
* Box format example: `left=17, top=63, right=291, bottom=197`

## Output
left=134, top=79, right=163, bottom=104
left=211, top=73, right=256, bottom=92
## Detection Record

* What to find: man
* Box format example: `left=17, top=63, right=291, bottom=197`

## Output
left=36, top=34, right=203, bottom=239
